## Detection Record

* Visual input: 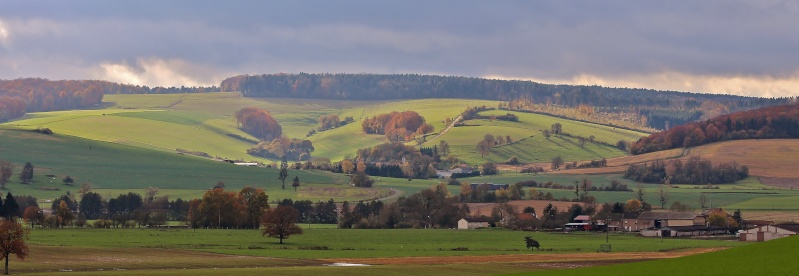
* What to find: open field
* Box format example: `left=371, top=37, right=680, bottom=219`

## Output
left=554, top=139, right=799, bottom=179
left=15, top=227, right=742, bottom=275
left=0, top=127, right=395, bottom=202
left=528, top=231, right=799, bottom=275
left=429, top=109, right=647, bottom=164
left=29, top=228, right=739, bottom=259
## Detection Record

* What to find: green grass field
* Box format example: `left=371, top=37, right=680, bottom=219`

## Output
left=28, top=228, right=739, bottom=259
left=14, top=227, right=744, bottom=275
left=429, top=109, right=646, bottom=164
left=527, top=232, right=799, bottom=275
left=0, top=127, right=393, bottom=202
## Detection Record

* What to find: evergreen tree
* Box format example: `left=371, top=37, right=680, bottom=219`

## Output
left=19, top=162, right=34, bottom=184
left=3, top=193, right=18, bottom=219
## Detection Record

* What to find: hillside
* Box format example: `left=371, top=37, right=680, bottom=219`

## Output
left=221, top=73, right=792, bottom=129
left=631, top=102, right=799, bottom=154
left=556, top=139, right=799, bottom=180
left=4, top=93, right=641, bottom=164
left=0, top=126, right=360, bottom=201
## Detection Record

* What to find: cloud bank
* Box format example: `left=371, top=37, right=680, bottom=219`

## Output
left=0, top=1, right=797, bottom=97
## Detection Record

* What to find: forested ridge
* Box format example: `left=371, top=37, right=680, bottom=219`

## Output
left=631, top=103, right=799, bottom=154
left=221, top=73, right=792, bottom=129
left=0, top=78, right=219, bottom=121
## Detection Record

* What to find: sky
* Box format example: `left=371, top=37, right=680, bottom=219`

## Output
left=1, top=1, right=798, bottom=98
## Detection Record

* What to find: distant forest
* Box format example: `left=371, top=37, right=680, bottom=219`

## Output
left=220, top=73, right=793, bottom=130
left=0, top=78, right=219, bottom=121
left=631, top=103, right=799, bottom=154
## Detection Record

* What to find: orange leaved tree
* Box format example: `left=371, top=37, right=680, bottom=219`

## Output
left=0, top=219, right=28, bottom=275
left=262, top=205, right=303, bottom=244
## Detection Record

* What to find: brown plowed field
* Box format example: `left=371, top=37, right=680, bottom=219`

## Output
left=551, top=139, right=799, bottom=180
left=321, top=247, right=725, bottom=265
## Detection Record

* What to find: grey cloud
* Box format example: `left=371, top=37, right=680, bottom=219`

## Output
left=0, top=1, right=798, bottom=96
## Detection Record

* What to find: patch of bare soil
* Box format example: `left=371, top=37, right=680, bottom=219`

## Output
left=758, top=177, right=799, bottom=189
left=320, top=247, right=726, bottom=266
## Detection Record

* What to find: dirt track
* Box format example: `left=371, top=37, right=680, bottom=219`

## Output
left=321, top=247, right=725, bottom=265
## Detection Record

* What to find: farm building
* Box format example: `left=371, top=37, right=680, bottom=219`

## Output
left=565, top=215, right=592, bottom=231
left=458, top=218, right=491, bottom=229
left=739, top=225, right=798, bottom=242
left=642, top=225, right=729, bottom=237
left=635, top=211, right=706, bottom=228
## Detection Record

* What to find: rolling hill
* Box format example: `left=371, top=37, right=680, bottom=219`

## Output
left=5, top=92, right=644, bottom=164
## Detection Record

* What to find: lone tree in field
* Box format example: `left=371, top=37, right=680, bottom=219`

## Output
left=262, top=205, right=303, bottom=244
left=524, top=236, right=540, bottom=251
left=291, top=176, right=300, bottom=191
left=19, top=163, right=33, bottom=184
left=62, top=176, right=74, bottom=186
left=278, top=156, right=288, bottom=189
left=0, top=219, right=29, bottom=275
left=0, top=161, right=13, bottom=189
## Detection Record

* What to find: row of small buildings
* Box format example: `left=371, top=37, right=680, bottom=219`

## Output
left=458, top=207, right=798, bottom=242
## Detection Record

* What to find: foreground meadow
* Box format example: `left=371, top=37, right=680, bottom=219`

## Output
left=14, top=227, right=741, bottom=275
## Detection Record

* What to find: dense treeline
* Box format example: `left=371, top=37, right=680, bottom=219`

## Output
left=356, top=142, right=437, bottom=179
left=235, top=107, right=282, bottom=141
left=338, top=184, right=469, bottom=229
left=222, top=73, right=791, bottom=129
left=624, top=157, right=749, bottom=184
left=361, top=111, right=434, bottom=142
left=276, top=199, right=338, bottom=224
left=247, top=137, right=315, bottom=161
left=631, top=103, right=799, bottom=154
left=0, top=78, right=220, bottom=122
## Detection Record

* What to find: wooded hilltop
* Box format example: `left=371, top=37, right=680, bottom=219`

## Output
left=221, top=73, right=793, bottom=129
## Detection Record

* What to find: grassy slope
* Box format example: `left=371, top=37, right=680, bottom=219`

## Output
left=0, top=127, right=374, bottom=201
left=430, top=109, right=646, bottom=165
left=527, top=233, right=799, bottom=275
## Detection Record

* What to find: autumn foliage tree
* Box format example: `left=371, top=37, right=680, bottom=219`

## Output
left=361, top=111, right=434, bottom=142
left=631, top=103, right=799, bottom=154
left=235, top=107, right=282, bottom=141
left=0, top=219, right=28, bottom=275
left=262, top=205, right=303, bottom=244
left=237, top=187, right=270, bottom=229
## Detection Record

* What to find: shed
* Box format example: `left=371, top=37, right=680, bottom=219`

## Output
left=739, top=225, right=797, bottom=242
left=458, top=218, right=491, bottom=230
left=636, top=211, right=705, bottom=228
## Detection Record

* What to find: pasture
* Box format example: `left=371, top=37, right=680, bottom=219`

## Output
left=0, top=127, right=392, bottom=202
left=16, top=227, right=741, bottom=275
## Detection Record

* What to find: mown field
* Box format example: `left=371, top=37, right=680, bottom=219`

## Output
left=13, top=227, right=742, bottom=275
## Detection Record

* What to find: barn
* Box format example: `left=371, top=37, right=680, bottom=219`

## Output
left=457, top=218, right=491, bottom=229
left=739, top=225, right=798, bottom=242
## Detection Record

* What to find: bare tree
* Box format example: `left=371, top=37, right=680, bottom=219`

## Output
left=658, top=185, right=670, bottom=209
